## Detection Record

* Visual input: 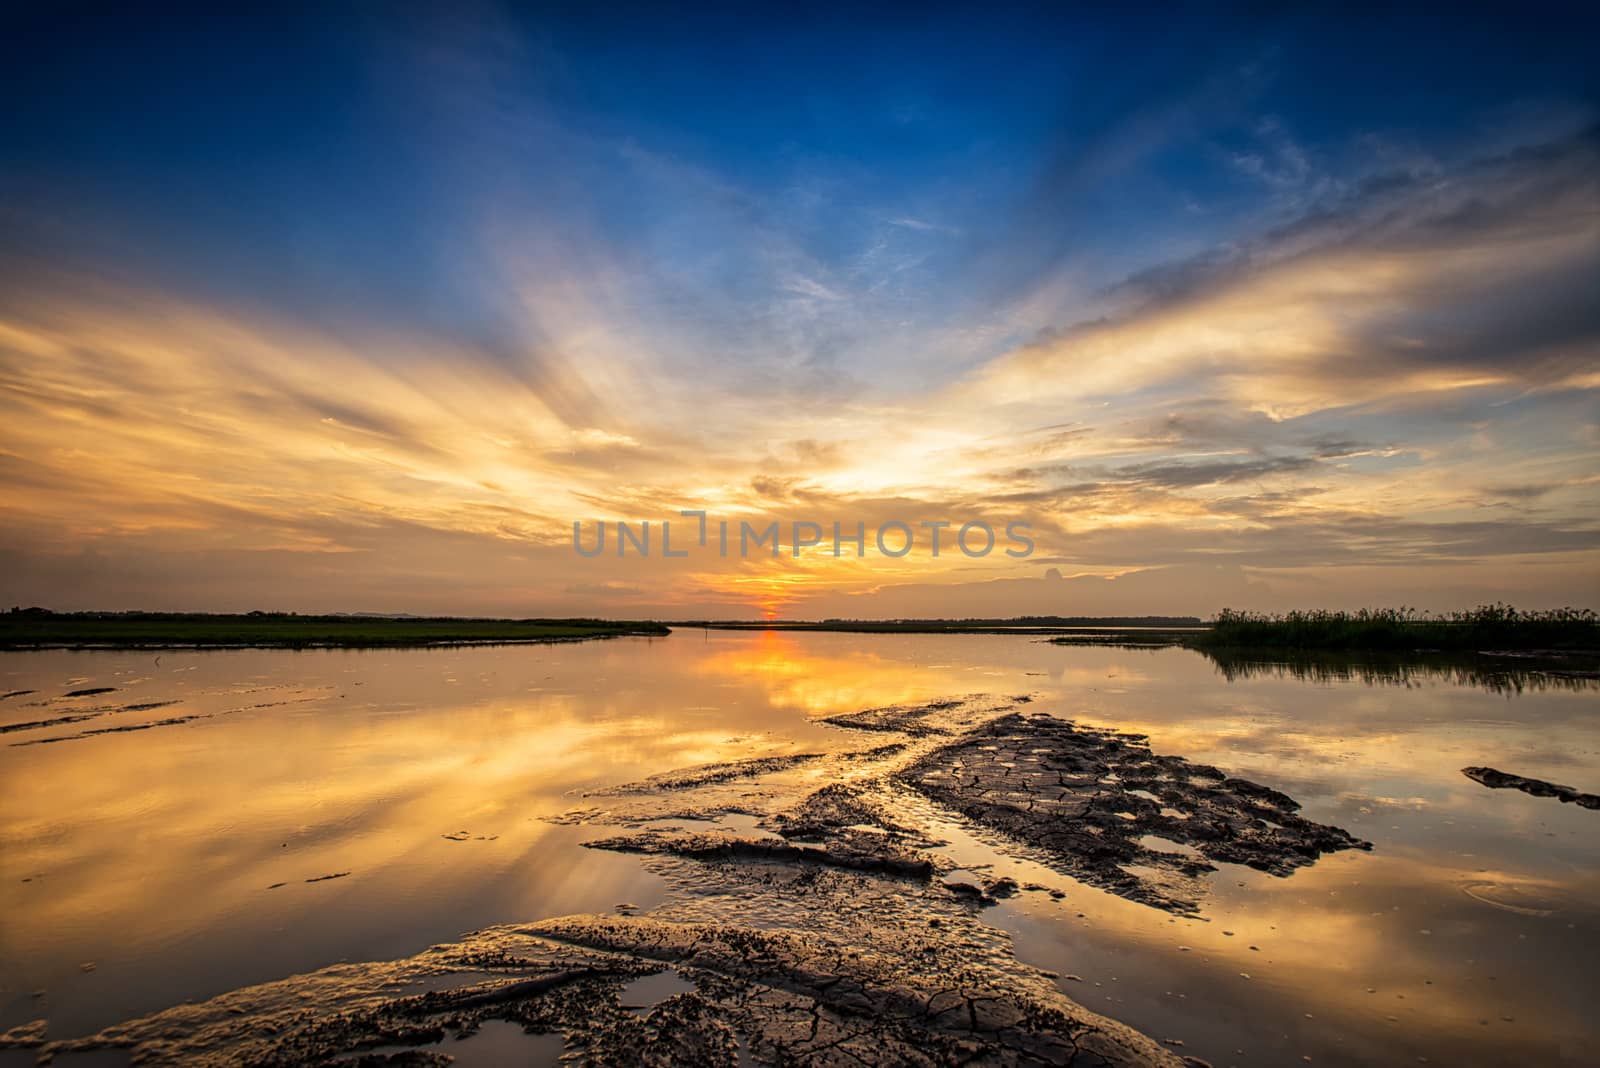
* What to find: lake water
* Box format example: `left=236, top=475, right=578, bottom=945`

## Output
left=1, top=632, right=1596, bottom=1066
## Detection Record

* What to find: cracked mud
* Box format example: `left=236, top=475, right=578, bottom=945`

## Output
left=4, top=694, right=1366, bottom=1066
left=6, top=915, right=1180, bottom=1068
left=897, top=712, right=1372, bottom=914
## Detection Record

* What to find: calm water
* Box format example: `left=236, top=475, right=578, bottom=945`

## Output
left=1, top=633, right=1596, bottom=1066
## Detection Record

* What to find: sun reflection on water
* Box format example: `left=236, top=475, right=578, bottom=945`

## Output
left=0, top=634, right=1595, bottom=1063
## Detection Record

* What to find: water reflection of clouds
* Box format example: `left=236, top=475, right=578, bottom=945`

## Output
left=2, top=636, right=1596, bottom=1057
left=1004, top=851, right=1597, bottom=1065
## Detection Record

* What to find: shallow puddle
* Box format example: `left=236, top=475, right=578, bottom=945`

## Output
left=618, top=969, right=697, bottom=1014
left=447, top=1020, right=565, bottom=1066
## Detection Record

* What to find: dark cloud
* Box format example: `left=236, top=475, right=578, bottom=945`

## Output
left=1484, top=484, right=1556, bottom=501
left=1111, top=454, right=1318, bottom=488
left=1047, top=513, right=1599, bottom=570
left=1027, top=125, right=1600, bottom=391
left=750, top=475, right=801, bottom=500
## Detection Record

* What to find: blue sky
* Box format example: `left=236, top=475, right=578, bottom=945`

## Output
left=8, top=6, right=1590, bottom=354
left=1, top=5, right=1596, bottom=615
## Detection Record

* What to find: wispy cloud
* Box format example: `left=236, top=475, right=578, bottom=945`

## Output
left=0, top=16, right=1594, bottom=616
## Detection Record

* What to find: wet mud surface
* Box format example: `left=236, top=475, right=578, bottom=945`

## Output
left=601, top=752, right=826, bottom=794
left=2, top=694, right=1370, bottom=1066
left=1462, top=766, right=1600, bottom=809
left=898, top=713, right=1371, bottom=914
left=2, top=916, right=1180, bottom=1068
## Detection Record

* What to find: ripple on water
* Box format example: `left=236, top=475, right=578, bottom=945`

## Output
left=1459, top=877, right=1562, bottom=916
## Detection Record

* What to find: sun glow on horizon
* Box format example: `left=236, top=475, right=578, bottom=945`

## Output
left=0, top=11, right=1595, bottom=617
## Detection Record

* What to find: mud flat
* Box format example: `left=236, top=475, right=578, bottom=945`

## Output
left=2, top=694, right=1369, bottom=1066
left=1, top=914, right=1181, bottom=1067
left=896, top=712, right=1371, bottom=914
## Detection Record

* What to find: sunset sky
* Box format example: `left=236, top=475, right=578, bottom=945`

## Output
left=2, top=7, right=1596, bottom=618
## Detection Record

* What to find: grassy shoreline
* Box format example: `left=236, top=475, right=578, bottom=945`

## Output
left=0, top=612, right=669, bottom=650
left=1186, top=605, right=1598, bottom=654
left=4, top=606, right=1592, bottom=655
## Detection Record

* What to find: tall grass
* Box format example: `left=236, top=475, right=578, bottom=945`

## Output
left=1196, top=604, right=1598, bottom=652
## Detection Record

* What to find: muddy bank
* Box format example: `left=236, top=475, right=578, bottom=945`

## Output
left=820, top=696, right=1024, bottom=737
left=588, top=825, right=937, bottom=879
left=1462, top=766, right=1600, bottom=809
left=6, top=914, right=1183, bottom=1067
left=602, top=752, right=825, bottom=794
left=895, top=712, right=1371, bottom=914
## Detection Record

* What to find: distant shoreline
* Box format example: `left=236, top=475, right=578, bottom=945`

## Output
left=2, top=608, right=1593, bottom=654
left=680, top=617, right=1204, bottom=637
left=0, top=612, right=669, bottom=650
left=1184, top=606, right=1598, bottom=654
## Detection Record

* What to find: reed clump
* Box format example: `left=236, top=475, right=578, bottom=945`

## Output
left=1196, top=604, right=1598, bottom=652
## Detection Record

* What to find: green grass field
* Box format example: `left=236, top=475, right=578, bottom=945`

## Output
left=0, top=611, right=669, bottom=649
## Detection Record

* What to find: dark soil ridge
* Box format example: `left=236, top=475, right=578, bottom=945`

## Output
left=820, top=695, right=1023, bottom=737
left=895, top=712, right=1372, bottom=915
left=4, top=916, right=1182, bottom=1067
left=1462, top=766, right=1600, bottom=809
left=587, top=826, right=937, bottom=879
left=596, top=752, right=826, bottom=795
